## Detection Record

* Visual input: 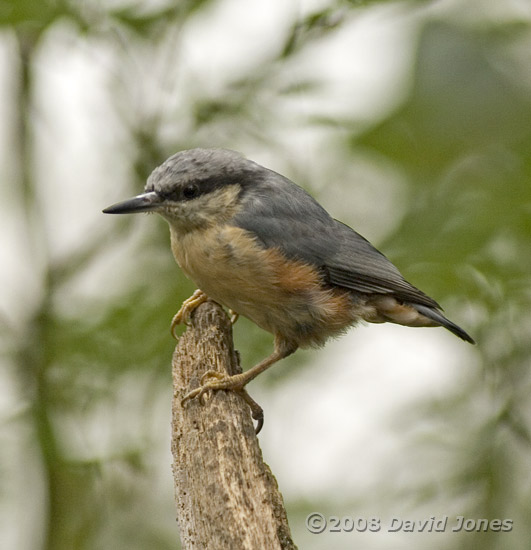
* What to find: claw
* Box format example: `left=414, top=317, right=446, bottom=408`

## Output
left=171, top=289, right=208, bottom=338
left=228, top=309, right=239, bottom=325
left=240, top=390, right=264, bottom=434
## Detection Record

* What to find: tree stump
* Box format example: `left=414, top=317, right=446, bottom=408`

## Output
left=171, top=300, right=297, bottom=550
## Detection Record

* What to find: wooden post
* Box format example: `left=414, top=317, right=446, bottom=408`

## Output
left=171, top=300, right=297, bottom=550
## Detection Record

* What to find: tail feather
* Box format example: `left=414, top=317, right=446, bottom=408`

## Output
left=414, top=304, right=475, bottom=344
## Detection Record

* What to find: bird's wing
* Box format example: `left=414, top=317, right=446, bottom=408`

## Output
left=233, top=171, right=440, bottom=309
left=323, top=220, right=440, bottom=308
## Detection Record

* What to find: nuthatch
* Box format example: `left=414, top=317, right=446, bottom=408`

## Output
left=104, top=148, right=474, bottom=432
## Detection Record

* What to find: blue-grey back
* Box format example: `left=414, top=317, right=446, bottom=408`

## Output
left=233, top=168, right=439, bottom=309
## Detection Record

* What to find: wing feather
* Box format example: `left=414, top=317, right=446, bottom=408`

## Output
left=233, top=171, right=439, bottom=309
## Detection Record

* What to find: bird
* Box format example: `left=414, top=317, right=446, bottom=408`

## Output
left=103, top=148, right=474, bottom=432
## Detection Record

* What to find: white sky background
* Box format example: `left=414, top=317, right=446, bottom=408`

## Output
left=0, top=1, right=485, bottom=549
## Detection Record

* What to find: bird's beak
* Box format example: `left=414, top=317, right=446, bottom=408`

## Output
left=102, top=191, right=162, bottom=214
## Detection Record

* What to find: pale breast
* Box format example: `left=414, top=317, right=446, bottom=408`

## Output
left=169, top=224, right=358, bottom=345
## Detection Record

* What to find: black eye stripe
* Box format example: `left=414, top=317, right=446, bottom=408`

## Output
left=153, top=174, right=245, bottom=201
left=160, top=189, right=181, bottom=201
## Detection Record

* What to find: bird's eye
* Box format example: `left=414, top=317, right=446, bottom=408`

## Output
left=182, top=184, right=199, bottom=199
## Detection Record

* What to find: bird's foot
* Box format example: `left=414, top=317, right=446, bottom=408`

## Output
left=181, top=370, right=264, bottom=433
left=171, top=289, right=208, bottom=338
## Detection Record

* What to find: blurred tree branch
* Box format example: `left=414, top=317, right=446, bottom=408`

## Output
left=171, top=300, right=296, bottom=550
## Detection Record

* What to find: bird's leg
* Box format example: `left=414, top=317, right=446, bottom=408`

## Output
left=181, top=337, right=297, bottom=433
left=171, top=289, right=208, bottom=338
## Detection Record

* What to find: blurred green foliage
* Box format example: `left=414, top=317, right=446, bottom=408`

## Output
left=1, top=1, right=531, bottom=549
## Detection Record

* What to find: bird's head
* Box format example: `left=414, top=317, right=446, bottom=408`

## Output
left=103, top=148, right=260, bottom=233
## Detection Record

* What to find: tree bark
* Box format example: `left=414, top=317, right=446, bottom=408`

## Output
left=171, top=300, right=297, bottom=550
